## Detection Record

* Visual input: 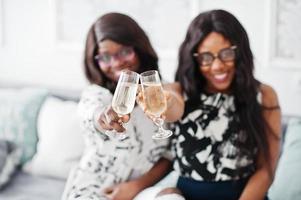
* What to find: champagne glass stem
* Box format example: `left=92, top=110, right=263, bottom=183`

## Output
left=153, top=117, right=164, bottom=131
left=152, top=117, right=172, bottom=140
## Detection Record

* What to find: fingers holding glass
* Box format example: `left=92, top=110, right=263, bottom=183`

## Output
left=97, top=106, right=126, bottom=133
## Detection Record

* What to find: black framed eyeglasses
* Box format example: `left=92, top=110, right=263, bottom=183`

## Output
left=94, top=46, right=135, bottom=67
left=193, top=45, right=237, bottom=67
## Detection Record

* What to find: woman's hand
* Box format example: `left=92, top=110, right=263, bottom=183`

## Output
left=96, top=105, right=130, bottom=133
left=103, top=158, right=172, bottom=200
left=103, top=181, right=141, bottom=200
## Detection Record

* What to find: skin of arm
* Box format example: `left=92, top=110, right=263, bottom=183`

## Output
left=239, top=84, right=282, bottom=200
left=162, top=82, right=185, bottom=122
left=104, top=158, right=172, bottom=200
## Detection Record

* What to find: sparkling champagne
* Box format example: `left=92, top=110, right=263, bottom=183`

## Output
left=143, top=82, right=167, bottom=117
left=112, top=82, right=138, bottom=115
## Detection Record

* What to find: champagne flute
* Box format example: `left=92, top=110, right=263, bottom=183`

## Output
left=110, top=70, right=139, bottom=139
left=140, top=70, right=173, bottom=140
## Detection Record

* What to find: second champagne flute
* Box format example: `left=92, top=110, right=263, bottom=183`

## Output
left=140, top=70, right=173, bottom=140
left=110, top=70, right=139, bottom=139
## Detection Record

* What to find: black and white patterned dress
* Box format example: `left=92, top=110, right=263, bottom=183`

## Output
left=62, top=84, right=169, bottom=200
left=172, top=92, right=257, bottom=181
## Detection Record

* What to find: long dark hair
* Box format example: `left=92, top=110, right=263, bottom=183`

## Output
left=175, top=9, right=272, bottom=176
left=84, top=12, right=159, bottom=92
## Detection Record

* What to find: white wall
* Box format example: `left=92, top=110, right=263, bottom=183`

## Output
left=0, top=0, right=86, bottom=90
left=0, top=0, right=300, bottom=115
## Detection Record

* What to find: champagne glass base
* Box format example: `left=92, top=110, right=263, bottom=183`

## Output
left=152, top=130, right=173, bottom=140
left=113, top=131, right=129, bottom=140
left=115, top=132, right=128, bottom=140
left=105, top=130, right=129, bottom=140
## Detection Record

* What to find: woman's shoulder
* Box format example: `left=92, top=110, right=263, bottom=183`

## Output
left=259, top=83, right=279, bottom=108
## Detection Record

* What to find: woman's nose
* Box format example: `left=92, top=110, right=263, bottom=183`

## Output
left=210, top=57, right=225, bottom=72
left=110, top=57, right=124, bottom=69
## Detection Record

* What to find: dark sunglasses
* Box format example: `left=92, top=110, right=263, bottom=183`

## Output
left=193, top=46, right=237, bottom=67
left=95, top=46, right=134, bottom=66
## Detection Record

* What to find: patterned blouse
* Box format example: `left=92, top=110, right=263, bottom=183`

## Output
left=63, top=84, right=169, bottom=200
left=171, top=92, right=257, bottom=181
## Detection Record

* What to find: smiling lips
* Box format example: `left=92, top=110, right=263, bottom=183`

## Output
left=213, top=73, right=228, bottom=83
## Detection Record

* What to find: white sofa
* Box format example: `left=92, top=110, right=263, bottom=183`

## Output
left=0, top=86, right=84, bottom=200
left=0, top=85, right=301, bottom=200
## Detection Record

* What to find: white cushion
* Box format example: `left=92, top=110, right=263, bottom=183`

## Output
left=23, top=97, right=84, bottom=179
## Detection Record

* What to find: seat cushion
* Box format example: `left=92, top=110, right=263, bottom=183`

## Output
left=0, top=171, right=65, bottom=200
left=23, top=97, right=84, bottom=179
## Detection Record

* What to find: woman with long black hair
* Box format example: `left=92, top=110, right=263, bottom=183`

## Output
left=153, top=9, right=281, bottom=200
left=62, top=12, right=183, bottom=200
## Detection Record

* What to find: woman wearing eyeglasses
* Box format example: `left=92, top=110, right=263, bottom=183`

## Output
left=151, top=9, right=281, bottom=200
left=62, top=12, right=184, bottom=200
